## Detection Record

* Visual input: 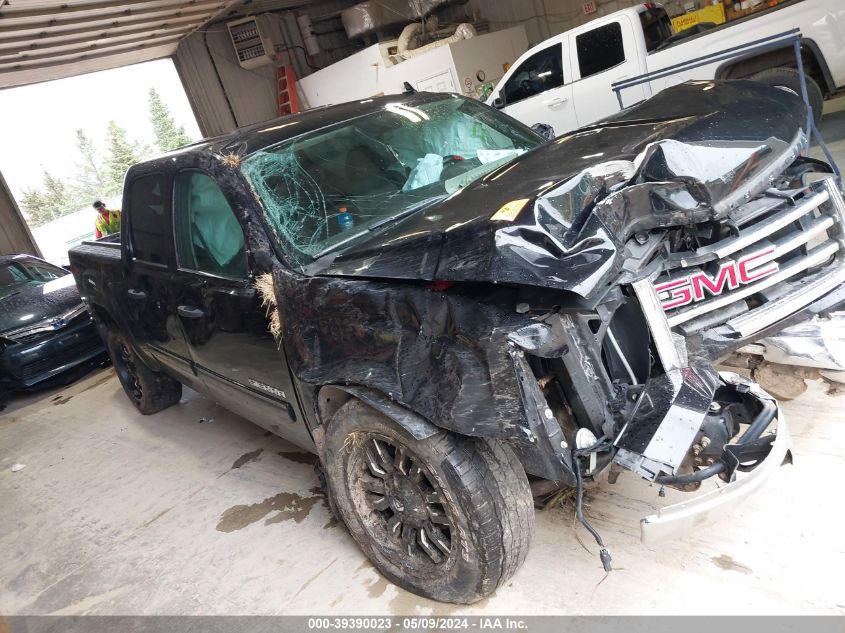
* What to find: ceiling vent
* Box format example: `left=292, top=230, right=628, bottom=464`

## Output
left=227, top=17, right=274, bottom=69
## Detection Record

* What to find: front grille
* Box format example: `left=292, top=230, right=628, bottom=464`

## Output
left=652, top=177, right=845, bottom=338
left=20, top=333, right=102, bottom=381
left=14, top=311, right=91, bottom=344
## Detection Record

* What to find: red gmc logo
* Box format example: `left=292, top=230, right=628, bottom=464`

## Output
left=654, top=247, right=779, bottom=311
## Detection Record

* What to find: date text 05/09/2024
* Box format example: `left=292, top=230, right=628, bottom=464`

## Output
left=306, top=617, right=529, bottom=630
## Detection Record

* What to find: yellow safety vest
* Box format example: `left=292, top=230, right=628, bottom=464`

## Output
left=95, top=210, right=121, bottom=236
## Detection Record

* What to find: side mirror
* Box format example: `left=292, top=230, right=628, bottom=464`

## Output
left=531, top=123, right=556, bottom=141
left=492, top=97, right=505, bottom=109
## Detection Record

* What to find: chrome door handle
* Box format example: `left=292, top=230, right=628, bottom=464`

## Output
left=177, top=305, right=205, bottom=319
left=543, top=96, right=568, bottom=106
left=127, top=288, right=147, bottom=301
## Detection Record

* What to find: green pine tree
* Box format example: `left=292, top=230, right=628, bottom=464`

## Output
left=20, top=186, right=52, bottom=227
left=19, top=171, right=78, bottom=227
left=73, top=128, right=106, bottom=203
left=148, top=87, right=193, bottom=152
left=103, top=120, right=143, bottom=196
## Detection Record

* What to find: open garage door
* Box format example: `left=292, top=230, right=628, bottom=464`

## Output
left=0, top=0, right=237, bottom=89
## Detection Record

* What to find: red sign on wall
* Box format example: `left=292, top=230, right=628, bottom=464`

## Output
left=583, top=1, right=597, bottom=14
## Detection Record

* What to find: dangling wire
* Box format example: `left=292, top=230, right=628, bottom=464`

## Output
left=572, top=436, right=614, bottom=572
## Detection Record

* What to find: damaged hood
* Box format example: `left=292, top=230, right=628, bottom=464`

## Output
left=313, top=81, right=807, bottom=297
left=0, top=274, right=81, bottom=337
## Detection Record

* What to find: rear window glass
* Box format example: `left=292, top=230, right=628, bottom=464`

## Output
left=128, top=174, right=168, bottom=265
left=576, top=22, right=625, bottom=79
left=640, top=7, right=673, bottom=52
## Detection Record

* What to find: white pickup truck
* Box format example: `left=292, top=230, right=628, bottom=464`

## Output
left=487, top=0, right=845, bottom=134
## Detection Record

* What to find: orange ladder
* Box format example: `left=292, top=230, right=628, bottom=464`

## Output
left=275, top=64, right=301, bottom=116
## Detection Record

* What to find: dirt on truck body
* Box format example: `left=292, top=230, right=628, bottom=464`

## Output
left=70, top=80, right=845, bottom=603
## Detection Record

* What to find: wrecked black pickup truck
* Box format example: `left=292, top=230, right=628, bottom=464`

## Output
left=69, top=80, right=845, bottom=604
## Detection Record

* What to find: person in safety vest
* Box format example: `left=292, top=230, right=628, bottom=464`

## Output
left=93, top=200, right=121, bottom=239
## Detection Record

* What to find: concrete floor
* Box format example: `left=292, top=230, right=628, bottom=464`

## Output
left=2, top=368, right=844, bottom=616
left=2, top=98, right=845, bottom=617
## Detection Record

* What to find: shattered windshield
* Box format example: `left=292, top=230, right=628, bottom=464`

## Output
left=241, top=95, right=541, bottom=261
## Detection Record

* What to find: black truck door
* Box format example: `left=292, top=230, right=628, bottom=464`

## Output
left=122, top=171, right=201, bottom=391
left=170, top=168, right=311, bottom=449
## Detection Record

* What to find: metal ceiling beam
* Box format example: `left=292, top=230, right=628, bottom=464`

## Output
left=0, top=0, right=211, bottom=21
left=0, top=24, right=194, bottom=61
left=0, top=41, right=179, bottom=88
left=0, top=0, right=225, bottom=30
left=0, top=14, right=203, bottom=49
left=0, top=32, right=183, bottom=70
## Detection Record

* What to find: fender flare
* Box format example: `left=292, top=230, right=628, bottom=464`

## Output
left=317, top=385, right=440, bottom=441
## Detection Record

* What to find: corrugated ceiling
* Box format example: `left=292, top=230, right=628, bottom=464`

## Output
left=0, top=0, right=243, bottom=88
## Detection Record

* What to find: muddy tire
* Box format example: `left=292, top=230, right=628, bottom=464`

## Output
left=751, top=67, right=824, bottom=124
left=106, top=330, right=181, bottom=415
left=322, top=399, right=534, bottom=604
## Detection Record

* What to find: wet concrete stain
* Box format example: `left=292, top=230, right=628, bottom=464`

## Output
left=354, top=558, right=488, bottom=614
left=365, top=575, right=391, bottom=599
left=711, top=554, right=752, bottom=575
left=81, top=370, right=118, bottom=394
left=216, top=491, right=321, bottom=532
left=230, top=448, right=263, bottom=470
left=306, top=484, right=340, bottom=529
left=52, top=394, right=73, bottom=405
left=278, top=450, right=318, bottom=466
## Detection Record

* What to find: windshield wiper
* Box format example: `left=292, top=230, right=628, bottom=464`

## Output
left=368, top=194, right=448, bottom=231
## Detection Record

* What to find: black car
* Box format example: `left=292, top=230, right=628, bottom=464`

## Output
left=0, top=254, right=105, bottom=397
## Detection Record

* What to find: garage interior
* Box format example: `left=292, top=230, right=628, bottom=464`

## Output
left=2, top=0, right=845, bottom=617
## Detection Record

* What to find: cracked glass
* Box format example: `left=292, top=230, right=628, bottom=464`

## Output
left=241, top=95, right=542, bottom=262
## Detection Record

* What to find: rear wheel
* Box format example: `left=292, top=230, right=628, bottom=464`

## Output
left=750, top=67, right=824, bottom=124
left=106, top=330, right=181, bottom=414
left=323, top=399, right=534, bottom=604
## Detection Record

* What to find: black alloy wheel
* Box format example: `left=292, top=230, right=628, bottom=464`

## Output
left=322, top=398, right=534, bottom=604
left=353, top=434, right=454, bottom=568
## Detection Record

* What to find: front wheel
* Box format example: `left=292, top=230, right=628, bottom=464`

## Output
left=106, top=330, right=182, bottom=415
left=323, top=399, right=534, bottom=604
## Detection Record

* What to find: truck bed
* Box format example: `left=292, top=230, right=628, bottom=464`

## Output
left=69, top=237, right=124, bottom=320
left=644, top=0, right=843, bottom=95
left=652, top=0, right=806, bottom=54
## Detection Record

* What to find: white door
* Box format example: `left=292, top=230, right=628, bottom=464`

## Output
left=498, top=40, right=578, bottom=137
left=569, top=16, right=648, bottom=126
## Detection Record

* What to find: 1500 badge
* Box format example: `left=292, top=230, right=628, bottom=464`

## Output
left=654, top=247, right=779, bottom=311
left=248, top=379, right=287, bottom=400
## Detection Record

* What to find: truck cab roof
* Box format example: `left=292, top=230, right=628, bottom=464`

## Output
left=143, top=91, right=473, bottom=169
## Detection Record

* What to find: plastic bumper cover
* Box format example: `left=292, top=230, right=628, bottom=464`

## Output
left=640, top=374, right=791, bottom=544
